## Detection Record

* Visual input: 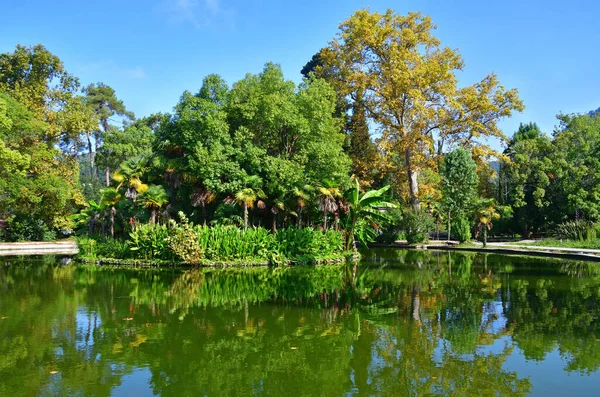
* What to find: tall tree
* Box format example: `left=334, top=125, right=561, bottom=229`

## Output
left=347, top=92, right=380, bottom=187
left=83, top=82, right=134, bottom=184
left=440, top=148, right=478, bottom=241
left=551, top=113, right=600, bottom=221
left=319, top=9, right=523, bottom=210
left=500, top=123, right=554, bottom=235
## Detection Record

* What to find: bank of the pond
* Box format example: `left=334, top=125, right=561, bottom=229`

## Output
left=75, top=255, right=353, bottom=268
left=371, top=241, right=600, bottom=262
left=76, top=225, right=355, bottom=267
left=0, top=240, right=79, bottom=256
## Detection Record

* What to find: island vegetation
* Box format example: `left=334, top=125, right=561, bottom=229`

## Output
left=1, top=9, right=599, bottom=263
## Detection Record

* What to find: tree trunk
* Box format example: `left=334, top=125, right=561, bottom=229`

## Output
left=110, top=206, right=116, bottom=238
left=151, top=208, right=156, bottom=224
left=483, top=227, right=487, bottom=248
left=243, top=202, right=248, bottom=230
left=201, top=202, right=207, bottom=225
left=323, top=208, right=327, bottom=230
left=297, top=205, right=303, bottom=228
left=86, top=134, right=95, bottom=173
left=272, top=212, right=277, bottom=232
left=105, top=167, right=110, bottom=187
left=405, top=148, right=420, bottom=211
left=447, top=210, right=451, bottom=242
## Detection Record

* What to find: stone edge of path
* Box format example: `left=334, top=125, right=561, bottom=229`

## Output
left=369, top=243, right=600, bottom=263
left=0, top=240, right=79, bottom=256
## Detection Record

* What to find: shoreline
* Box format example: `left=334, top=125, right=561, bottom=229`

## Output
left=369, top=242, right=600, bottom=262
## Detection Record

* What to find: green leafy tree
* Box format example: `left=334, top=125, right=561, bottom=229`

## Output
left=83, top=83, right=134, bottom=184
left=551, top=113, right=600, bottom=221
left=440, top=148, right=478, bottom=241
left=499, top=123, right=554, bottom=236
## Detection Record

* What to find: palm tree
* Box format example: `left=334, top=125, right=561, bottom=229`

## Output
left=293, top=185, right=314, bottom=228
left=475, top=198, right=500, bottom=247
left=141, top=185, right=168, bottom=224
left=100, top=188, right=121, bottom=238
left=343, top=178, right=397, bottom=251
left=235, top=189, right=265, bottom=230
left=317, top=182, right=341, bottom=230
left=113, top=155, right=148, bottom=205
left=191, top=186, right=216, bottom=225
left=270, top=198, right=285, bottom=231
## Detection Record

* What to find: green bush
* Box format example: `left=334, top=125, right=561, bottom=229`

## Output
left=555, top=220, right=596, bottom=241
left=79, top=220, right=347, bottom=265
left=402, top=210, right=434, bottom=244
left=168, top=214, right=204, bottom=264
left=276, top=228, right=343, bottom=263
left=128, top=222, right=174, bottom=260
left=5, top=214, right=56, bottom=242
left=196, top=225, right=276, bottom=261
left=451, top=216, right=472, bottom=243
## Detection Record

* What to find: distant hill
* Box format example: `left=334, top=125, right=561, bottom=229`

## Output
left=589, top=107, right=600, bottom=117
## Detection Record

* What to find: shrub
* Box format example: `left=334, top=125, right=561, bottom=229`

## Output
left=5, top=214, right=56, bottom=242
left=555, top=220, right=595, bottom=241
left=451, top=216, right=472, bottom=243
left=276, top=227, right=343, bottom=263
left=167, top=213, right=204, bottom=264
left=402, top=210, right=434, bottom=244
left=128, top=222, right=174, bottom=260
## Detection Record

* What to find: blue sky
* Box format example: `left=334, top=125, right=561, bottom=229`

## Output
left=1, top=0, right=599, bottom=145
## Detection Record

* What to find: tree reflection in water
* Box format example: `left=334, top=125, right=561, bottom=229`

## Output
left=3, top=250, right=600, bottom=396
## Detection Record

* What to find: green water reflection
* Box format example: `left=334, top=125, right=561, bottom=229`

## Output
left=1, top=249, right=600, bottom=396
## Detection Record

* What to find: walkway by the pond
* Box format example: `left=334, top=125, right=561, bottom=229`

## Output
left=377, top=240, right=600, bottom=262
left=0, top=240, right=79, bottom=256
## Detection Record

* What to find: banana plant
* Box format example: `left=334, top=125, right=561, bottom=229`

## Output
left=343, top=178, right=397, bottom=251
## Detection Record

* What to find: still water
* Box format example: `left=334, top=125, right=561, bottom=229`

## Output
left=2, top=249, right=600, bottom=396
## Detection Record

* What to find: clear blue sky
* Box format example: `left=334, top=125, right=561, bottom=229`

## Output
left=1, top=0, right=598, bottom=144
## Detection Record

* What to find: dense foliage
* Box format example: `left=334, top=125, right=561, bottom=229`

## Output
left=1, top=8, right=599, bottom=248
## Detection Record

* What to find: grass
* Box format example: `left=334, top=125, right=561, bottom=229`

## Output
left=509, top=238, right=600, bottom=250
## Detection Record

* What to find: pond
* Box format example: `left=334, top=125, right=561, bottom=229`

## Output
left=1, top=248, right=600, bottom=396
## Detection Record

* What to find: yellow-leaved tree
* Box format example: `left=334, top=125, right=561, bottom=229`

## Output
left=319, top=9, right=524, bottom=210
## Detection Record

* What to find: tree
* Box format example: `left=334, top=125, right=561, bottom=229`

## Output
left=474, top=198, right=500, bottom=247
left=0, top=92, right=85, bottom=230
left=100, top=187, right=121, bottom=237
left=140, top=185, right=168, bottom=224
left=83, top=82, right=134, bottom=185
left=320, top=9, right=523, bottom=210
left=228, top=63, right=351, bottom=188
left=96, top=122, right=154, bottom=178
left=347, top=92, right=381, bottom=188
left=317, top=183, right=341, bottom=230
left=0, top=44, right=79, bottom=116
left=293, top=185, right=314, bottom=228
left=440, top=148, right=478, bottom=241
left=551, top=113, right=600, bottom=221
left=113, top=155, right=149, bottom=205
left=234, top=176, right=265, bottom=230
left=500, top=123, right=554, bottom=236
